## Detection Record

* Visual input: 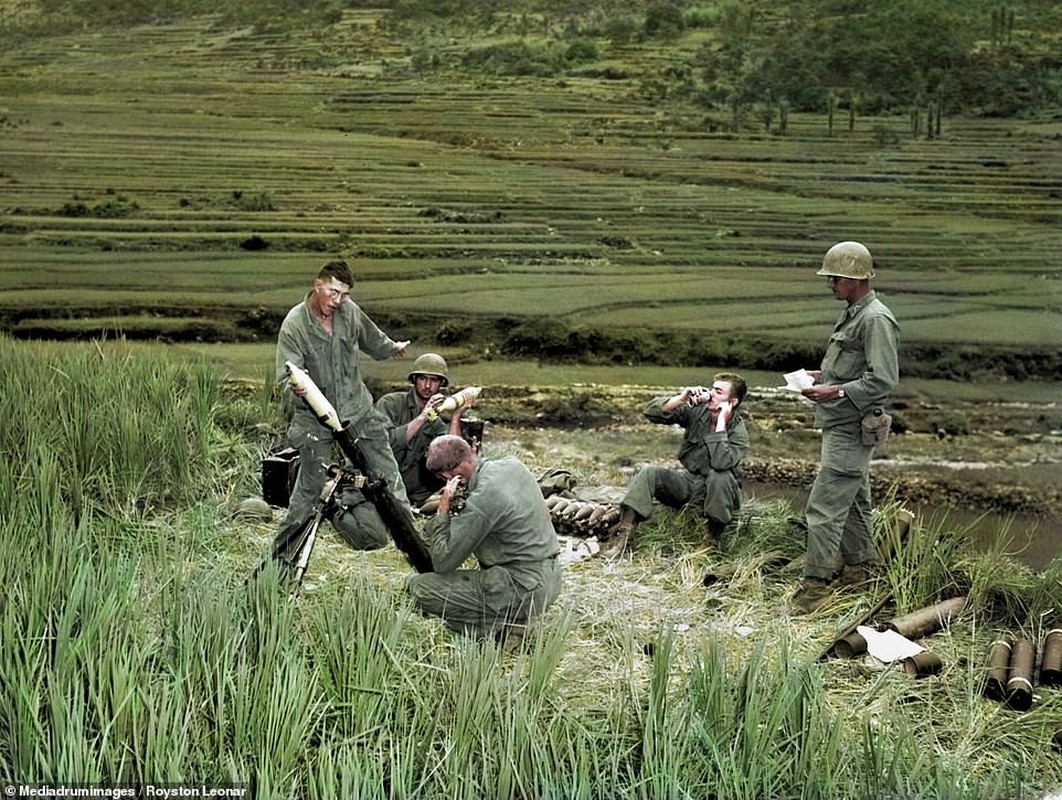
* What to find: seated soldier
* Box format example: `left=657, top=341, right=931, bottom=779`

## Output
left=606, top=372, right=749, bottom=558
left=330, top=353, right=476, bottom=548
left=375, top=353, right=476, bottom=508
left=406, top=435, right=562, bottom=645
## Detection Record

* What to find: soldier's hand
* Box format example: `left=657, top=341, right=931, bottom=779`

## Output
left=716, top=400, right=732, bottom=431
left=802, top=385, right=839, bottom=404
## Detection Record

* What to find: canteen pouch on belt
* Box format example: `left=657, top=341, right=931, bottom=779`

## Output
left=861, top=410, right=892, bottom=446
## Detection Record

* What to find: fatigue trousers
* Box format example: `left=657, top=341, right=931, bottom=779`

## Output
left=803, top=423, right=877, bottom=581
left=621, top=465, right=741, bottom=527
left=406, top=558, right=562, bottom=639
left=271, top=425, right=408, bottom=558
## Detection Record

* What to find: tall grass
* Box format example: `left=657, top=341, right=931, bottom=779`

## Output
left=2, top=335, right=1061, bottom=797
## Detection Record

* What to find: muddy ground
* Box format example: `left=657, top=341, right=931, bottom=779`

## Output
left=471, top=382, right=1062, bottom=520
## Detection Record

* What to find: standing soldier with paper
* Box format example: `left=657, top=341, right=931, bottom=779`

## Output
left=792, top=241, right=900, bottom=614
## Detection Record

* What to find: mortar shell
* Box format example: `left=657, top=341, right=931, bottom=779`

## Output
left=587, top=505, right=611, bottom=526
left=549, top=497, right=571, bottom=515
left=1005, top=639, right=1036, bottom=711
left=561, top=501, right=585, bottom=519
left=1041, top=629, right=1062, bottom=686
left=573, top=504, right=596, bottom=522
left=984, top=639, right=1012, bottom=701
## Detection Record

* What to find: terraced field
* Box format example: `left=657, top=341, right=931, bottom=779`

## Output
left=1, top=10, right=1060, bottom=371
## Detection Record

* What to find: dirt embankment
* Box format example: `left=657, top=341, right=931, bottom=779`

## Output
left=475, top=383, right=1062, bottom=519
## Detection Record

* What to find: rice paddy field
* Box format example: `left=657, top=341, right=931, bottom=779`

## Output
left=2, top=4, right=1062, bottom=797
left=0, top=8, right=1059, bottom=374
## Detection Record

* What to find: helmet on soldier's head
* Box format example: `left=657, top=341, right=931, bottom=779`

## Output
left=408, top=353, right=449, bottom=387
left=817, top=241, right=875, bottom=280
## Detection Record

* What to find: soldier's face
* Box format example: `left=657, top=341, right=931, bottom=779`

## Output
left=413, top=374, right=444, bottom=401
left=314, top=278, right=351, bottom=315
left=707, top=381, right=735, bottom=410
left=827, top=275, right=857, bottom=302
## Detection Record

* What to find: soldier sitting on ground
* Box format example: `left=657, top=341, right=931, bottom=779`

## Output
left=605, top=372, right=750, bottom=558
left=375, top=352, right=477, bottom=509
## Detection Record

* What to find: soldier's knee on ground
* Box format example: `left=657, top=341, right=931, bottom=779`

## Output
left=330, top=500, right=390, bottom=551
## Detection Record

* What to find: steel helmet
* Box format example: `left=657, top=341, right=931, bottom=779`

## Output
left=817, top=241, right=875, bottom=280
left=408, top=352, right=449, bottom=387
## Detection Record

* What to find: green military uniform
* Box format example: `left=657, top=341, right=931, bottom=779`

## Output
left=375, top=389, right=447, bottom=507
left=803, top=290, right=899, bottom=581
left=621, top=395, right=749, bottom=528
left=406, top=456, right=562, bottom=638
left=272, top=294, right=409, bottom=557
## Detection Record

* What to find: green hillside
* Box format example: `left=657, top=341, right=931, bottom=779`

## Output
left=1, top=0, right=1060, bottom=378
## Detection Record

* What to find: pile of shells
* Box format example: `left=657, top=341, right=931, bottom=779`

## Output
left=546, top=495, right=620, bottom=539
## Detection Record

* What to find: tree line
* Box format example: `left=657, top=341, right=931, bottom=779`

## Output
left=15, top=1, right=1059, bottom=120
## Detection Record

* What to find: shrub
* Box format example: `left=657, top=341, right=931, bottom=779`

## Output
left=564, top=38, right=600, bottom=64
left=644, top=3, right=686, bottom=39
left=229, top=190, right=276, bottom=212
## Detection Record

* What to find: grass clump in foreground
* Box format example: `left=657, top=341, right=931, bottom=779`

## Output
left=2, top=335, right=1061, bottom=798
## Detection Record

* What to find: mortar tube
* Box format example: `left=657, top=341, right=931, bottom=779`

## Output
left=882, top=596, right=967, bottom=640
left=902, top=651, right=943, bottom=678
left=833, top=631, right=868, bottom=659
left=983, top=639, right=1012, bottom=701
left=1040, top=628, right=1062, bottom=686
left=1005, top=639, right=1036, bottom=712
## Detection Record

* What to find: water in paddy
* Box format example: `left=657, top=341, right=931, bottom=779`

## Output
left=743, top=481, right=1061, bottom=573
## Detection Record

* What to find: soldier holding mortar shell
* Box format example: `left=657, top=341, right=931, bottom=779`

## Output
left=271, top=259, right=412, bottom=562
left=375, top=352, right=481, bottom=509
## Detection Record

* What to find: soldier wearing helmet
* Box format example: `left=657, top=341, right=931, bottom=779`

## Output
left=373, top=352, right=477, bottom=507
left=792, top=241, right=900, bottom=614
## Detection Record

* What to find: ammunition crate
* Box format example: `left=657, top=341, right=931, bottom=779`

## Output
left=261, top=447, right=299, bottom=508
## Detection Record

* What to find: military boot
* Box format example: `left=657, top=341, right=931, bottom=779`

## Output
left=603, top=505, right=637, bottom=560
left=791, top=577, right=833, bottom=615
left=836, top=562, right=875, bottom=588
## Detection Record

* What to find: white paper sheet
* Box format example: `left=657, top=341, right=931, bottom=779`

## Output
left=856, top=625, right=925, bottom=663
left=780, top=369, right=814, bottom=391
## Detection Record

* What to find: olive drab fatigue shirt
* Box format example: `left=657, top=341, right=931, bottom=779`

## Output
left=375, top=388, right=447, bottom=503
left=644, top=396, right=750, bottom=479
left=424, top=456, right=561, bottom=591
left=276, top=293, right=403, bottom=435
left=814, top=290, right=900, bottom=429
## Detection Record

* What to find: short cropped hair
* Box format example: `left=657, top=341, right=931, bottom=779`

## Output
left=426, top=435, right=473, bottom=473
left=715, top=372, right=748, bottom=404
left=316, top=259, right=354, bottom=287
